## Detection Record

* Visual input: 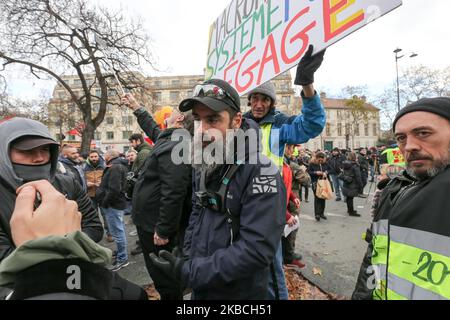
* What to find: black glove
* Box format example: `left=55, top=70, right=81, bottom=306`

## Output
left=149, top=250, right=186, bottom=282
left=294, top=45, right=326, bottom=86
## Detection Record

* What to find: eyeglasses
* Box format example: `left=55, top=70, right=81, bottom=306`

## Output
left=192, top=84, right=239, bottom=110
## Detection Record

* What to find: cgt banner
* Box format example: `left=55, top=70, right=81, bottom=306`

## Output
left=205, top=0, right=402, bottom=95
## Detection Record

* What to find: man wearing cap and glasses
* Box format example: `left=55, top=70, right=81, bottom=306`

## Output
left=0, top=117, right=103, bottom=264
left=144, top=78, right=286, bottom=300
left=353, top=97, right=450, bottom=300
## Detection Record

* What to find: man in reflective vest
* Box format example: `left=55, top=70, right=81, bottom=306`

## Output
left=353, top=97, right=450, bottom=300
left=244, top=45, right=326, bottom=169
left=243, top=45, right=326, bottom=300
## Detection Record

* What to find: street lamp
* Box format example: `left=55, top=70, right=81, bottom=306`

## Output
left=394, top=48, right=418, bottom=112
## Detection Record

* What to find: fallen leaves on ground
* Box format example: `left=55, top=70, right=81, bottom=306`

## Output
left=312, top=267, right=323, bottom=276
left=144, top=284, right=160, bottom=300
left=285, top=266, right=342, bottom=300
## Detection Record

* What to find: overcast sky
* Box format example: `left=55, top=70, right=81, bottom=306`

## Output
left=4, top=0, right=450, bottom=100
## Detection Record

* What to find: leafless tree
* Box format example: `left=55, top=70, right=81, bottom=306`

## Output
left=0, top=0, right=157, bottom=152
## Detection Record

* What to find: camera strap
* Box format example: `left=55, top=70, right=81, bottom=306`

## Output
left=198, top=161, right=243, bottom=244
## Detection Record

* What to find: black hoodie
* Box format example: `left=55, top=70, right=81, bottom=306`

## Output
left=0, top=118, right=103, bottom=262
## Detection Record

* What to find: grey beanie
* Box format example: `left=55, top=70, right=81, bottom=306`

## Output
left=393, top=97, right=450, bottom=132
left=247, top=81, right=277, bottom=103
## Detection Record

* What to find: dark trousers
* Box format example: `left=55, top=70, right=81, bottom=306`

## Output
left=282, top=229, right=298, bottom=264
left=346, top=197, right=355, bottom=213
left=360, top=170, right=368, bottom=193
left=299, top=184, right=309, bottom=201
left=312, top=183, right=326, bottom=216
left=136, top=227, right=183, bottom=300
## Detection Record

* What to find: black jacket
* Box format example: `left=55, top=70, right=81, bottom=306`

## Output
left=96, top=158, right=128, bottom=210
left=307, top=162, right=331, bottom=185
left=328, top=154, right=346, bottom=175
left=181, top=119, right=286, bottom=300
left=353, top=166, right=450, bottom=299
left=0, top=174, right=104, bottom=262
left=132, top=127, right=192, bottom=240
left=340, top=160, right=363, bottom=198
left=3, top=259, right=147, bottom=300
left=358, top=154, right=369, bottom=172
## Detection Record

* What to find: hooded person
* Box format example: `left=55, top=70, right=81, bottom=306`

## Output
left=0, top=117, right=103, bottom=262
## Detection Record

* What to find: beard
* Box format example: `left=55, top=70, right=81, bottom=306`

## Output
left=192, top=130, right=236, bottom=179
left=406, top=148, right=450, bottom=181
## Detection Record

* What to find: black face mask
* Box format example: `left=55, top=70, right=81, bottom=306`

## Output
left=12, top=163, right=51, bottom=183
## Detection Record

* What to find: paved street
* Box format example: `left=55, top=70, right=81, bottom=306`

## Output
left=100, top=183, right=377, bottom=299
left=295, top=183, right=376, bottom=298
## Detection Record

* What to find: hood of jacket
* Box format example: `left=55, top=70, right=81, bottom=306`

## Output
left=136, top=141, right=152, bottom=153
left=0, top=118, right=60, bottom=190
left=342, top=160, right=357, bottom=170
left=84, top=157, right=106, bottom=171
left=243, top=108, right=278, bottom=125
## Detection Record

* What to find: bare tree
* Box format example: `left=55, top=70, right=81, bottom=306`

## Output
left=0, top=0, right=156, bottom=152
left=400, top=65, right=450, bottom=103
left=340, top=86, right=378, bottom=149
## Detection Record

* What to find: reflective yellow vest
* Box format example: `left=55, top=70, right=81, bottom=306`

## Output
left=260, top=123, right=284, bottom=171
left=371, top=220, right=450, bottom=300
left=382, top=147, right=405, bottom=167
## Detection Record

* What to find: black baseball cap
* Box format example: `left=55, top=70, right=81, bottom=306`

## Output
left=11, top=135, right=59, bottom=151
left=179, top=79, right=241, bottom=113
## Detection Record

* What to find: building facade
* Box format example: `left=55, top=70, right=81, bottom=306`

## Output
left=300, top=93, right=380, bottom=151
left=47, top=72, right=296, bottom=152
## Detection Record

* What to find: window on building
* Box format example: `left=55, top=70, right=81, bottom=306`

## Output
left=170, top=91, right=180, bottom=101
left=365, top=124, right=369, bottom=136
left=69, top=105, right=77, bottom=114
left=189, top=79, right=199, bottom=86
left=106, top=104, right=113, bottom=112
left=354, top=124, right=360, bottom=136
left=74, top=79, right=82, bottom=86
left=122, top=131, right=133, bottom=140
left=345, top=124, right=351, bottom=135
left=337, top=123, right=342, bottom=136
left=373, top=123, right=378, bottom=136
left=326, top=123, right=331, bottom=136
left=94, top=132, right=101, bottom=140
left=337, top=110, right=342, bottom=119
left=106, top=132, right=114, bottom=140
left=281, top=96, right=290, bottom=105
left=154, top=80, right=162, bottom=87
left=108, top=89, right=117, bottom=97
left=123, top=146, right=130, bottom=153
left=58, top=92, right=65, bottom=99
left=356, top=141, right=360, bottom=148
left=153, top=92, right=162, bottom=102
left=106, top=117, right=114, bottom=125
left=92, top=104, right=100, bottom=113
left=338, top=142, right=343, bottom=148
left=95, top=89, right=102, bottom=97
left=171, top=80, right=180, bottom=86
left=69, top=135, right=76, bottom=141
left=122, top=116, right=133, bottom=126
left=280, top=83, right=289, bottom=91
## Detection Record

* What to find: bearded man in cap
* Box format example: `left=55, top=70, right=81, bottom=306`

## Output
left=148, top=78, right=286, bottom=300
left=353, top=97, right=450, bottom=300
left=0, top=118, right=103, bottom=263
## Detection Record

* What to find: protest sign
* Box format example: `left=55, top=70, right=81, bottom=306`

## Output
left=206, top=0, right=402, bottom=95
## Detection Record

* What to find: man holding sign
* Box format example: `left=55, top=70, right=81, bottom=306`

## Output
left=243, top=45, right=325, bottom=300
